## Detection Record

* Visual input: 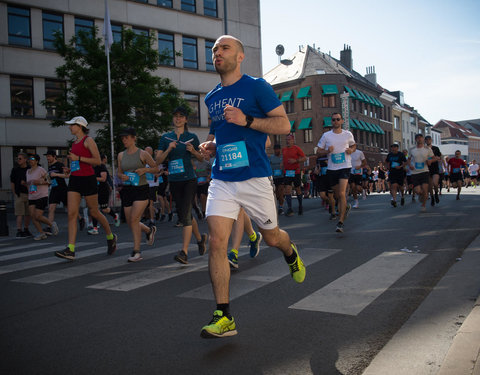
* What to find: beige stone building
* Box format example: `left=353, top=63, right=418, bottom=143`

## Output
left=0, top=0, right=261, bottom=200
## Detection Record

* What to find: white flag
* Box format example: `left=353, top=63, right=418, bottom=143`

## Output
left=102, top=0, right=113, bottom=54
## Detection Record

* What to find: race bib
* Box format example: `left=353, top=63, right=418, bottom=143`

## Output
left=353, top=168, right=362, bottom=175
left=158, top=176, right=163, bottom=184
left=415, top=162, right=424, bottom=169
left=145, top=173, right=154, bottom=181
left=321, top=167, right=328, bottom=175
left=453, top=168, right=460, bottom=173
left=331, top=152, right=346, bottom=164
left=50, top=178, right=58, bottom=187
left=273, top=169, right=282, bottom=177
left=197, top=176, right=207, bottom=184
left=124, top=172, right=139, bottom=186
left=217, top=141, right=249, bottom=170
left=70, top=160, right=80, bottom=172
left=391, top=161, right=400, bottom=168
left=169, top=159, right=185, bottom=174
left=471, top=171, right=478, bottom=176
left=285, top=170, right=296, bottom=177
left=29, top=184, right=37, bottom=194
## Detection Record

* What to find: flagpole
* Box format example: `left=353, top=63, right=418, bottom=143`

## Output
left=103, top=0, right=116, bottom=208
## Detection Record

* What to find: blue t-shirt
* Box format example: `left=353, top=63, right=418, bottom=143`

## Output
left=158, top=130, right=200, bottom=182
left=205, top=74, right=281, bottom=182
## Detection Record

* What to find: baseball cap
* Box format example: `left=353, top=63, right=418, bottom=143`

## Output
left=391, top=142, right=399, bottom=147
left=424, top=135, right=432, bottom=140
left=44, top=150, right=57, bottom=156
left=173, top=106, right=189, bottom=117
left=118, top=127, right=136, bottom=137
left=415, top=133, right=424, bottom=140
left=65, top=116, right=88, bottom=127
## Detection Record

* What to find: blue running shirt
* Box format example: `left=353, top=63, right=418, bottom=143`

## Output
left=205, top=75, right=281, bottom=181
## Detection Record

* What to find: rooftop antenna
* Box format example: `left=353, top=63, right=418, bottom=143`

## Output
left=275, top=44, right=292, bottom=66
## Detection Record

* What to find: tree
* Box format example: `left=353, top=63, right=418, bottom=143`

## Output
left=43, top=27, right=186, bottom=155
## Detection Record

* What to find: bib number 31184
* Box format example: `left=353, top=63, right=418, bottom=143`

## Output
left=218, top=141, right=249, bottom=170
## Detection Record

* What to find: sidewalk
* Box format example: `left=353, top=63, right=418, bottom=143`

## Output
left=363, top=232, right=480, bottom=375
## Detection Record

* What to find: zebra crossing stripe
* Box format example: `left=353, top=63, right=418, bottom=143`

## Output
left=87, top=252, right=210, bottom=292
left=0, top=242, right=54, bottom=255
left=0, top=242, right=109, bottom=275
left=13, top=243, right=183, bottom=285
left=289, top=251, right=427, bottom=315
left=179, top=248, right=340, bottom=301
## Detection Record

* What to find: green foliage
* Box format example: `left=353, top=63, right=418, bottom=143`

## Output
left=42, top=27, right=187, bottom=158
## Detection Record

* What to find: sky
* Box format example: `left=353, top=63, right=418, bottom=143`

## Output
left=259, top=0, right=480, bottom=124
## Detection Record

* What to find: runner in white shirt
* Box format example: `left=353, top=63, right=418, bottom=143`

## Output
left=408, top=134, right=434, bottom=212
left=316, top=112, right=356, bottom=233
left=349, top=149, right=366, bottom=209
left=468, top=160, right=479, bottom=187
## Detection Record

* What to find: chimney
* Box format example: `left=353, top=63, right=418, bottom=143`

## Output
left=365, top=66, right=377, bottom=85
left=340, top=44, right=353, bottom=70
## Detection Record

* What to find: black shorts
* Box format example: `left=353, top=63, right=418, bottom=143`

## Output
left=316, top=175, right=330, bottom=193
left=406, top=175, right=412, bottom=186
left=428, top=164, right=439, bottom=176
left=389, top=173, right=404, bottom=186
left=157, top=181, right=168, bottom=197
left=98, top=185, right=111, bottom=208
left=450, top=173, right=463, bottom=184
left=170, top=179, right=197, bottom=226
left=148, top=186, right=157, bottom=201
left=120, top=185, right=149, bottom=207
left=327, top=168, right=351, bottom=187
left=412, top=172, right=430, bottom=187
left=273, top=177, right=284, bottom=187
left=68, top=175, right=98, bottom=196
left=349, top=174, right=362, bottom=186
left=196, top=182, right=209, bottom=197
left=283, top=173, right=302, bottom=188
left=49, top=186, right=68, bottom=206
left=28, top=196, right=48, bottom=210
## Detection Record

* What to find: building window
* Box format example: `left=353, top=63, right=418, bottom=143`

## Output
left=43, top=12, right=63, bottom=50
left=204, top=0, right=217, bottom=17
left=359, top=131, right=364, bottom=145
left=112, top=24, right=122, bottom=45
left=303, top=97, right=311, bottom=111
left=284, top=99, right=294, bottom=114
left=183, top=37, right=198, bottom=69
left=75, top=17, right=94, bottom=52
left=304, top=129, right=313, bottom=143
left=184, top=93, right=200, bottom=126
left=394, top=116, right=400, bottom=130
left=181, top=0, right=196, bottom=12
left=45, top=80, right=65, bottom=118
left=353, top=100, right=357, bottom=112
left=273, top=135, right=281, bottom=145
left=8, top=6, right=31, bottom=47
left=158, top=32, right=175, bottom=66
left=132, top=27, right=149, bottom=39
left=205, top=40, right=215, bottom=71
left=157, top=0, right=173, bottom=7
left=11, top=77, right=34, bottom=117
left=364, top=109, right=367, bottom=116
left=322, top=95, right=336, bottom=108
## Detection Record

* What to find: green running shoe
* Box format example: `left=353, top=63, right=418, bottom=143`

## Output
left=288, top=243, right=306, bottom=283
left=228, top=249, right=239, bottom=269
left=200, top=310, right=237, bottom=338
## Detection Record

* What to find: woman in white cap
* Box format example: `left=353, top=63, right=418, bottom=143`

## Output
left=25, top=154, right=59, bottom=240
left=54, top=116, right=117, bottom=260
left=117, top=127, right=158, bottom=262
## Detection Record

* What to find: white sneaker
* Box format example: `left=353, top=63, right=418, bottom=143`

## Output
left=353, top=200, right=359, bottom=209
left=128, top=251, right=143, bottom=263
left=34, top=233, right=47, bottom=241
left=362, top=191, right=367, bottom=200
left=51, top=221, right=59, bottom=236
left=87, top=227, right=99, bottom=235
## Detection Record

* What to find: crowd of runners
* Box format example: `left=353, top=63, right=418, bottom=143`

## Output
left=8, top=34, right=478, bottom=339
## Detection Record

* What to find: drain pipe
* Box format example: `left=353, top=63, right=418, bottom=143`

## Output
left=223, top=0, right=228, bottom=34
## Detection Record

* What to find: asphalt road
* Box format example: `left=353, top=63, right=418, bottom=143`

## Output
left=1, top=188, right=479, bottom=375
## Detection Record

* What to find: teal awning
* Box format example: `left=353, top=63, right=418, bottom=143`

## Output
left=344, top=86, right=358, bottom=99
left=367, top=122, right=379, bottom=134
left=353, top=89, right=368, bottom=102
left=280, top=90, right=293, bottom=102
left=372, top=97, right=384, bottom=108
left=349, top=120, right=357, bottom=129
left=322, top=85, right=338, bottom=95
left=364, top=94, right=376, bottom=105
left=353, top=119, right=364, bottom=130
left=297, top=86, right=311, bottom=98
left=324, top=117, right=332, bottom=127
left=372, top=123, right=385, bottom=135
left=290, top=120, right=295, bottom=132
left=298, top=118, right=312, bottom=130
left=360, top=120, right=374, bottom=132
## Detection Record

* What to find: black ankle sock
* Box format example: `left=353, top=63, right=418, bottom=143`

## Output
left=216, top=304, right=231, bottom=318
left=108, top=210, right=116, bottom=218
left=284, top=250, right=297, bottom=264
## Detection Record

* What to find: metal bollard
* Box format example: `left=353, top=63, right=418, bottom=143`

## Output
left=0, top=200, right=9, bottom=236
